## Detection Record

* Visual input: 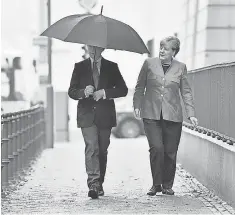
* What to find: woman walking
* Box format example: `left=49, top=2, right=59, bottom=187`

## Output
left=133, top=36, right=198, bottom=195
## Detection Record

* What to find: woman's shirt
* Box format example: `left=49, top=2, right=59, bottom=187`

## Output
left=161, top=63, right=171, bottom=74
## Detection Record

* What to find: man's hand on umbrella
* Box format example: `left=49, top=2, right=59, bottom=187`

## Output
left=93, top=90, right=105, bottom=101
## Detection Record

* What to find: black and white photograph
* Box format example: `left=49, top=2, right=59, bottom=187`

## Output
left=1, top=0, right=235, bottom=214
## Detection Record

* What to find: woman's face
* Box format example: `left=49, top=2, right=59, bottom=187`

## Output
left=159, top=41, right=175, bottom=62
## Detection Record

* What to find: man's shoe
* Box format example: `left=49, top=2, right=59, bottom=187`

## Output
left=162, top=188, right=175, bottom=195
left=147, top=185, right=162, bottom=196
left=88, top=185, right=99, bottom=199
left=98, top=184, right=104, bottom=196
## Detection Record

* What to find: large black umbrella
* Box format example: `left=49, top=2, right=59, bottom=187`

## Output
left=41, top=8, right=149, bottom=54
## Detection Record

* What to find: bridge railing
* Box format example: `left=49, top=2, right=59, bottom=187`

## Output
left=179, top=62, right=235, bottom=207
left=186, top=61, right=235, bottom=140
left=1, top=104, right=45, bottom=193
left=183, top=121, right=235, bottom=145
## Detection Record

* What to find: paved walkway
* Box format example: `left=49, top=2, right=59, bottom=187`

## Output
left=1, top=132, right=235, bottom=214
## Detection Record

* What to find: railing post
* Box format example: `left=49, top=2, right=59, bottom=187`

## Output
left=28, top=111, right=33, bottom=166
left=1, top=119, right=10, bottom=193
left=21, top=111, right=27, bottom=171
left=12, top=113, right=18, bottom=180
left=35, top=109, right=40, bottom=155
left=22, top=111, right=28, bottom=172
left=41, top=107, right=46, bottom=151
left=25, top=112, right=31, bottom=168
left=35, top=108, right=39, bottom=157
left=31, top=109, right=36, bottom=159
left=38, top=107, right=44, bottom=153
left=17, top=112, right=23, bottom=175
left=31, top=109, right=35, bottom=160
left=7, top=115, right=14, bottom=184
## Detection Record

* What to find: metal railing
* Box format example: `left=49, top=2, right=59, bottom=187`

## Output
left=186, top=62, right=235, bottom=141
left=183, top=122, right=235, bottom=145
left=1, top=104, right=45, bottom=193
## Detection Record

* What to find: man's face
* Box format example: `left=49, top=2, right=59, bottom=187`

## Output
left=87, top=45, right=105, bottom=61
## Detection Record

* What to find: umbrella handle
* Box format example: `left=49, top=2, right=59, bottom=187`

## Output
left=100, top=5, right=103, bottom=15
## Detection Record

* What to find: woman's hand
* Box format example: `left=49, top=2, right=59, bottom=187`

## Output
left=134, top=109, right=141, bottom=119
left=189, top=116, right=198, bottom=127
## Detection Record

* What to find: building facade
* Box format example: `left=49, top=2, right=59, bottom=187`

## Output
left=178, top=0, right=235, bottom=70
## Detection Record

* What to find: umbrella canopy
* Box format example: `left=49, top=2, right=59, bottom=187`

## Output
left=41, top=12, right=149, bottom=54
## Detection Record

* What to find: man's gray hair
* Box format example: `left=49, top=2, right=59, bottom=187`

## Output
left=160, top=36, right=181, bottom=57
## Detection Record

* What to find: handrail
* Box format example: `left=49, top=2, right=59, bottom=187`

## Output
left=189, top=61, right=235, bottom=73
left=1, top=104, right=46, bottom=194
left=183, top=122, right=235, bottom=146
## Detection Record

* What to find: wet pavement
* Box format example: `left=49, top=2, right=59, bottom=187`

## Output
left=1, top=130, right=235, bottom=214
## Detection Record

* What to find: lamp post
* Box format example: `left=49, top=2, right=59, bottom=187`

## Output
left=46, top=0, right=54, bottom=148
left=47, top=0, right=52, bottom=84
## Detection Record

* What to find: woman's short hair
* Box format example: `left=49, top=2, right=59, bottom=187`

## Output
left=160, top=36, right=180, bottom=57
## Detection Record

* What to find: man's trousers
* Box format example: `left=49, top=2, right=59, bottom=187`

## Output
left=81, top=124, right=111, bottom=188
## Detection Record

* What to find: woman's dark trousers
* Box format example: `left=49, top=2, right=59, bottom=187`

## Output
left=143, top=116, right=182, bottom=189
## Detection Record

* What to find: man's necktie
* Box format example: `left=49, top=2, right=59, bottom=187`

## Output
left=92, top=61, right=99, bottom=89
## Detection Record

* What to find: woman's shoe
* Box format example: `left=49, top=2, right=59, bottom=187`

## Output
left=147, top=185, right=162, bottom=196
left=162, top=188, right=175, bottom=195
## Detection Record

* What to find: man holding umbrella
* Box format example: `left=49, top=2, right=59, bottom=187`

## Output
left=68, top=45, right=128, bottom=199
left=41, top=8, right=149, bottom=199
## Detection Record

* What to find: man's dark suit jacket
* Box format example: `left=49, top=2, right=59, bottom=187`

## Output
left=68, top=58, right=128, bottom=128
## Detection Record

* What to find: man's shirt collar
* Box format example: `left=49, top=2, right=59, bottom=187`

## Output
left=90, top=57, right=102, bottom=64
